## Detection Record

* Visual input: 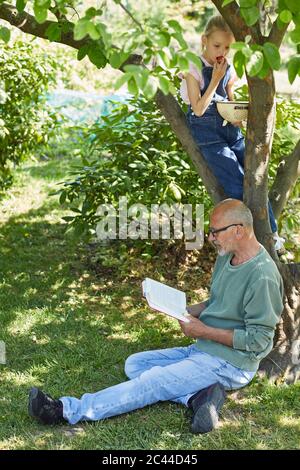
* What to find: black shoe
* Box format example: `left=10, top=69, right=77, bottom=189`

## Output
left=189, top=382, right=226, bottom=434
left=28, top=387, right=64, bottom=425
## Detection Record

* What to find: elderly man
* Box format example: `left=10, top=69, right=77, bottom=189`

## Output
left=28, top=199, right=284, bottom=433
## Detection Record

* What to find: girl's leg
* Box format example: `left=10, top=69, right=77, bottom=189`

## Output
left=201, top=143, right=244, bottom=200
left=201, top=142, right=278, bottom=232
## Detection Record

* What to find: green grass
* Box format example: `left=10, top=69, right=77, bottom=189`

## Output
left=0, top=155, right=299, bottom=450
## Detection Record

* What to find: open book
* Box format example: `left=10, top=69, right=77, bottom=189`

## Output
left=142, top=278, right=189, bottom=322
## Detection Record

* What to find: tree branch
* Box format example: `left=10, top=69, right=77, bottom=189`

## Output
left=118, top=1, right=143, bottom=32
left=268, top=19, right=290, bottom=47
left=0, top=2, right=86, bottom=49
left=270, top=139, right=300, bottom=219
left=155, top=91, right=225, bottom=204
left=211, top=0, right=262, bottom=43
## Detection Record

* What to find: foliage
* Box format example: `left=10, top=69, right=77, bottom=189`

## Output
left=271, top=97, right=300, bottom=249
left=0, top=41, right=62, bottom=191
left=1, top=1, right=300, bottom=101
left=235, top=84, right=300, bottom=256
left=54, top=83, right=299, bottom=250
left=56, top=95, right=212, bottom=237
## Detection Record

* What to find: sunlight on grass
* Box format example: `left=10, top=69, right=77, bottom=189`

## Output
left=278, top=416, right=300, bottom=428
left=0, top=156, right=299, bottom=450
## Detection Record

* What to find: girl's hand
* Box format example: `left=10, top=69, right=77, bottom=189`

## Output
left=232, top=121, right=244, bottom=128
left=211, top=58, right=228, bottom=84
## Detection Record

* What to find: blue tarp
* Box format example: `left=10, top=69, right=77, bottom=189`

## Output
left=46, top=89, right=128, bottom=123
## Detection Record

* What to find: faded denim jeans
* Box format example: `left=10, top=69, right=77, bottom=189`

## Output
left=60, top=345, right=256, bottom=425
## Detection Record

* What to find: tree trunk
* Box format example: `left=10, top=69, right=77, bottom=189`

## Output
left=259, top=263, right=300, bottom=384
left=244, top=72, right=277, bottom=255
left=243, top=72, right=300, bottom=383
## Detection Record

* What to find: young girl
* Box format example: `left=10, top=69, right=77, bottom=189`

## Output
left=181, top=15, right=283, bottom=249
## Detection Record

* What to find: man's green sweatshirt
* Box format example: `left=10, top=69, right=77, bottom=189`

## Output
left=196, top=246, right=284, bottom=371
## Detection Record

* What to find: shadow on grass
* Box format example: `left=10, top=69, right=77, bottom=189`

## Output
left=0, top=174, right=299, bottom=450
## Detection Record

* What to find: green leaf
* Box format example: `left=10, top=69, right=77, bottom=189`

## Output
left=173, top=32, right=188, bottom=49
left=96, top=23, right=111, bottom=49
left=85, top=7, right=98, bottom=19
left=86, top=22, right=101, bottom=40
left=240, top=0, right=258, bottom=6
left=87, top=46, right=107, bottom=68
left=45, top=23, right=61, bottom=42
left=127, top=77, right=139, bottom=96
left=134, top=70, right=149, bottom=90
left=287, top=56, right=300, bottom=83
left=185, top=51, right=202, bottom=70
left=156, top=32, right=170, bottom=48
left=35, top=0, right=50, bottom=6
left=263, top=42, right=281, bottom=70
left=16, top=0, right=27, bottom=12
left=293, top=13, right=300, bottom=27
left=0, top=27, right=10, bottom=43
left=167, top=19, right=182, bottom=33
left=158, top=76, right=170, bottom=95
left=233, top=50, right=245, bottom=78
left=124, top=65, right=144, bottom=74
left=178, top=56, right=189, bottom=72
left=240, top=6, right=260, bottom=26
left=143, top=78, right=158, bottom=99
left=157, top=50, right=170, bottom=68
left=246, top=50, right=264, bottom=76
left=74, top=19, right=89, bottom=41
left=256, top=57, right=270, bottom=79
left=290, top=27, right=300, bottom=43
left=59, top=191, right=67, bottom=204
left=279, top=9, right=293, bottom=23
left=222, top=0, right=234, bottom=5
left=115, top=73, right=130, bottom=90
left=231, top=41, right=249, bottom=51
left=284, top=0, right=300, bottom=14
left=77, top=45, right=89, bottom=61
left=33, top=5, right=48, bottom=24
left=109, top=51, right=128, bottom=69
left=168, top=182, right=181, bottom=202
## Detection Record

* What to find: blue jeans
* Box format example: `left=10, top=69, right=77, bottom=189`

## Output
left=187, top=112, right=277, bottom=233
left=60, top=345, right=256, bottom=425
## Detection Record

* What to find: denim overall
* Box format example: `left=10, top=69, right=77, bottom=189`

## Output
left=186, top=61, right=277, bottom=233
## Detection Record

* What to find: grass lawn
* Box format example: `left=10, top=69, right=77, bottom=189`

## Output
left=0, top=154, right=299, bottom=450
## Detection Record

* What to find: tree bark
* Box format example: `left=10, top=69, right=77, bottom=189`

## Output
left=259, top=263, right=300, bottom=384
left=243, top=73, right=277, bottom=254
left=269, top=139, right=300, bottom=219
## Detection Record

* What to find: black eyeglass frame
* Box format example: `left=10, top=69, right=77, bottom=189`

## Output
left=208, top=223, right=243, bottom=236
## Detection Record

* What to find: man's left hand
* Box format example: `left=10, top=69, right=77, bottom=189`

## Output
left=179, top=314, right=208, bottom=338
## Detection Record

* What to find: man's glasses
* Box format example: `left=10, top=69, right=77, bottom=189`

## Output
left=208, top=223, right=243, bottom=237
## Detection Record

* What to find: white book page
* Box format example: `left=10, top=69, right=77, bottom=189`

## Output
left=142, top=278, right=189, bottom=322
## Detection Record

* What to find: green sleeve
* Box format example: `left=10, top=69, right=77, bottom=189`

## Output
left=233, top=278, right=283, bottom=359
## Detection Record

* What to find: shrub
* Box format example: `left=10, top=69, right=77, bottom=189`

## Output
left=0, top=40, right=62, bottom=191
left=58, top=95, right=212, bottom=237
